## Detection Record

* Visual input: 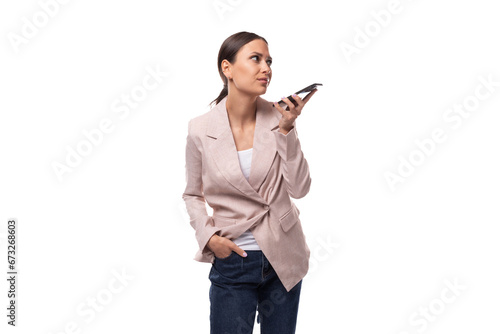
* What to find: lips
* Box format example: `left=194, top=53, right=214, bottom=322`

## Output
left=258, top=78, right=269, bottom=84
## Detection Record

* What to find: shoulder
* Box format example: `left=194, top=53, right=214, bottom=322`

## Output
left=187, top=104, right=217, bottom=136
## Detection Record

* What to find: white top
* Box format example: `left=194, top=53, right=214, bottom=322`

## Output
left=237, top=147, right=253, bottom=179
left=232, top=148, right=261, bottom=250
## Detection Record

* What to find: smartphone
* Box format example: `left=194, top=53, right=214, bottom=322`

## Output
left=277, top=83, right=322, bottom=108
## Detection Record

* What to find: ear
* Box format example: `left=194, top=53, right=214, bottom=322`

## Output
left=221, top=59, right=232, bottom=80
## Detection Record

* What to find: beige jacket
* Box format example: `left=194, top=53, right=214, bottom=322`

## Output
left=182, top=95, right=312, bottom=292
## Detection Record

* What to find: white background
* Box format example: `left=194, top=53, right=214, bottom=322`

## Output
left=1, top=0, right=499, bottom=333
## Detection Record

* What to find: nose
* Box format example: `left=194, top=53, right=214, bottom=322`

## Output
left=262, top=64, right=271, bottom=74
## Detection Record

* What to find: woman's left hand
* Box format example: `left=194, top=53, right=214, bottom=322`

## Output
left=273, top=89, right=317, bottom=134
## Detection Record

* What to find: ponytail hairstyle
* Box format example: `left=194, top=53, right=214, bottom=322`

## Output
left=209, top=31, right=268, bottom=109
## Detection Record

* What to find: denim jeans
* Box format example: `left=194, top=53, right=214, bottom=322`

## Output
left=208, top=250, right=302, bottom=334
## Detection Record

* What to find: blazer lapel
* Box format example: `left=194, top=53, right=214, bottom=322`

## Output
left=206, top=96, right=280, bottom=204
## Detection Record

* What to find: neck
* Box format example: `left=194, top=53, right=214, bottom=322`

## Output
left=226, top=91, right=257, bottom=130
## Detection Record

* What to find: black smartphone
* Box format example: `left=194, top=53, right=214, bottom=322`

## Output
left=277, top=83, right=322, bottom=108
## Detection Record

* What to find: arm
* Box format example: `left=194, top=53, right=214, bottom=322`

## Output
left=182, top=120, right=220, bottom=257
left=273, top=122, right=312, bottom=199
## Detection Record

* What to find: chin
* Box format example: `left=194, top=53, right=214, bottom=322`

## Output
left=250, top=86, right=266, bottom=95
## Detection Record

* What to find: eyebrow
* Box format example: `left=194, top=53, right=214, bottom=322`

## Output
left=250, top=52, right=272, bottom=61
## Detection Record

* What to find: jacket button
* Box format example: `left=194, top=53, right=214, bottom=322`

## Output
left=264, top=205, right=269, bottom=210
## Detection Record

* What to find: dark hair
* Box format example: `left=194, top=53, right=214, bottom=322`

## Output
left=209, top=31, right=268, bottom=108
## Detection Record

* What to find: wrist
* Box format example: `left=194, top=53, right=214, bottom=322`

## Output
left=279, top=126, right=293, bottom=135
left=208, top=233, right=219, bottom=247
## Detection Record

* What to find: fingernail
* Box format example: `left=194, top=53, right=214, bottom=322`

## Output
left=243, top=252, right=247, bottom=257
left=292, top=94, right=297, bottom=97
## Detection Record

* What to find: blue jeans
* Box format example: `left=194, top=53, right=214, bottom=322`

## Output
left=208, top=250, right=302, bottom=334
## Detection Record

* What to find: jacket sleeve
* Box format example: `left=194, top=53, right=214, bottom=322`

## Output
left=273, top=122, right=312, bottom=199
left=182, top=120, right=220, bottom=257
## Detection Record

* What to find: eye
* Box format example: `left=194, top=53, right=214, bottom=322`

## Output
left=251, top=55, right=272, bottom=66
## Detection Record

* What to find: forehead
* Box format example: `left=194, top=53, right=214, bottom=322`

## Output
left=238, top=39, right=271, bottom=57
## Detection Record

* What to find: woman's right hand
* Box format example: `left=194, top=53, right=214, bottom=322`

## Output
left=208, top=234, right=247, bottom=258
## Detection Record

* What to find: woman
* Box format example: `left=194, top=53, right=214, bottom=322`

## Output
left=182, top=31, right=317, bottom=333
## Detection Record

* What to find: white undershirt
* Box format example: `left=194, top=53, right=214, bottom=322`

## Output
left=233, top=148, right=261, bottom=250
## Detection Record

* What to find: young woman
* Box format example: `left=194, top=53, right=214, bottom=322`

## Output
left=182, top=31, right=317, bottom=333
